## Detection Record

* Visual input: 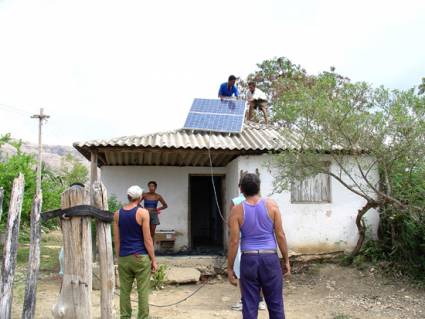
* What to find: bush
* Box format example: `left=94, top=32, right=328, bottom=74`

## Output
left=361, top=211, right=425, bottom=281
left=151, top=264, right=168, bottom=290
left=108, top=195, right=122, bottom=212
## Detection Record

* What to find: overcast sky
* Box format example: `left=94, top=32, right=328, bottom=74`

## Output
left=0, top=0, right=424, bottom=146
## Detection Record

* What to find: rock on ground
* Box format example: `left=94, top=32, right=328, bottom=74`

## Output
left=165, top=267, right=201, bottom=284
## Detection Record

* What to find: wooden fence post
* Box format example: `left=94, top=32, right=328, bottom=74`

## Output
left=0, top=173, right=25, bottom=319
left=21, top=193, right=42, bottom=319
left=0, top=187, right=4, bottom=223
left=52, top=184, right=92, bottom=319
left=92, top=182, right=115, bottom=319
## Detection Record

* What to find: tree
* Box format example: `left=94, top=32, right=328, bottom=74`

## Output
left=0, top=137, right=37, bottom=225
left=0, top=135, right=89, bottom=228
left=250, top=58, right=425, bottom=256
left=419, top=77, right=425, bottom=95
left=59, top=153, right=89, bottom=187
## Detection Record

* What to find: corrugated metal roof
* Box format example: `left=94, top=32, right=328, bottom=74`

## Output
left=73, top=122, right=300, bottom=167
left=74, top=122, right=298, bottom=152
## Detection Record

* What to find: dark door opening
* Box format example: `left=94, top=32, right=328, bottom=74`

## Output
left=189, top=175, right=224, bottom=252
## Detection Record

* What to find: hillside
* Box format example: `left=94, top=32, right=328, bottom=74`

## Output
left=0, top=141, right=89, bottom=171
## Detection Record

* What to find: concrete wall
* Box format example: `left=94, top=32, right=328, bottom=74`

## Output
left=223, top=157, right=240, bottom=244
left=102, top=166, right=226, bottom=250
left=234, top=154, right=380, bottom=254
left=102, top=153, right=380, bottom=254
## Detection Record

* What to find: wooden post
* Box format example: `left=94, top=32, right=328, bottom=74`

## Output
left=90, top=152, right=98, bottom=185
left=31, top=108, right=50, bottom=196
left=0, top=187, right=4, bottom=223
left=52, top=185, right=92, bottom=319
left=0, top=173, right=25, bottom=319
left=92, top=182, right=115, bottom=319
left=90, top=151, right=98, bottom=262
left=21, top=194, right=42, bottom=319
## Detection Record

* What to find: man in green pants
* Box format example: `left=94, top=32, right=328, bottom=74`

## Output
left=114, top=185, right=158, bottom=319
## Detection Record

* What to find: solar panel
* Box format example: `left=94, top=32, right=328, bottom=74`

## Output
left=183, top=98, right=246, bottom=133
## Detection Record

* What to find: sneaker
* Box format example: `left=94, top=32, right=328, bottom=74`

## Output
left=231, top=300, right=243, bottom=311
left=258, top=301, right=266, bottom=310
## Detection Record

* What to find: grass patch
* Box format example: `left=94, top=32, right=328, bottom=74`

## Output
left=16, top=244, right=60, bottom=272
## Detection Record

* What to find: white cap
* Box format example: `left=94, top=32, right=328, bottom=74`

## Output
left=127, top=185, right=143, bottom=200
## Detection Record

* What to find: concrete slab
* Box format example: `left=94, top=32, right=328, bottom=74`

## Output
left=165, top=267, right=201, bottom=285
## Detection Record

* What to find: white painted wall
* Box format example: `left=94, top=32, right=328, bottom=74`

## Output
left=102, top=153, right=380, bottom=254
left=234, top=154, right=380, bottom=254
left=223, top=157, right=240, bottom=244
left=102, top=166, right=226, bottom=250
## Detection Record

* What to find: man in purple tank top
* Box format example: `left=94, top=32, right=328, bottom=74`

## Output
left=113, top=185, right=158, bottom=319
left=227, top=173, right=291, bottom=319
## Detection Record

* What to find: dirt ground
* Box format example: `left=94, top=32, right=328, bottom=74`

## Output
left=11, top=262, right=425, bottom=319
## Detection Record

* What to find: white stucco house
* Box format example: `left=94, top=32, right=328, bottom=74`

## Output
left=74, top=122, right=379, bottom=254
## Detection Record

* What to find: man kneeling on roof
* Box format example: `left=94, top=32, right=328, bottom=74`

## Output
left=247, top=81, right=268, bottom=125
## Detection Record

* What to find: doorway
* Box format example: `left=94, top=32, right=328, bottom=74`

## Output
left=189, top=175, right=224, bottom=252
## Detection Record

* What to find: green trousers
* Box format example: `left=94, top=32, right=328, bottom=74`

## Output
left=118, top=254, right=151, bottom=319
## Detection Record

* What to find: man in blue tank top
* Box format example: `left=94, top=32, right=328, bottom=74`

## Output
left=113, top=185, right=158, bottom=319
left=227, top=173, right=291, bottom=319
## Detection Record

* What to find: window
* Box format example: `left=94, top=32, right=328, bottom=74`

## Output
left=291, top=165, right=331, bottom=203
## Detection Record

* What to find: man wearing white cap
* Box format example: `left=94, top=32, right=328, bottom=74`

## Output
left=113, top=185, right=158, bottom=319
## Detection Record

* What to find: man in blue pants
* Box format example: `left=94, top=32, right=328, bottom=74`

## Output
left=227, top=173, right=291, bottom=319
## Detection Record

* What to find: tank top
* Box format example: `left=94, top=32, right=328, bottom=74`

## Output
left=240, top=198, right=277, bottom=251
left=118, top=206, right=147, bottom=256
left=143, top=198, right=159, bottom=210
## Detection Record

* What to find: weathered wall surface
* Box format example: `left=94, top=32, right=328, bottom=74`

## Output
left=102, top=153, right=379, bottom=254
left=234, top=154, right=380, bottom=254
left=102, top=166, right=226, bottom=250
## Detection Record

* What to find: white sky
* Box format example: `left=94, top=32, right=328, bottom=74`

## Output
left=0, top=0, right=424, bottom=146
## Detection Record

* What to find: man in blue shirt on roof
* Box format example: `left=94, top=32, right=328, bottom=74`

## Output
left=218, top=75, right=239, bottom=99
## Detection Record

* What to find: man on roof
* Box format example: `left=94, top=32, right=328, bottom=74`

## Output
left=247, top=81, right=269, bottom=125
left=218, top=75, right=239, bottom=99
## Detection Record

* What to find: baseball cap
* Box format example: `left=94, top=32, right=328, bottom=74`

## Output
left=127, top=185, right=143, bottom=199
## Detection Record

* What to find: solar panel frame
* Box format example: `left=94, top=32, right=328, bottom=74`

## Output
left=183, top=98, right=246, bottom=133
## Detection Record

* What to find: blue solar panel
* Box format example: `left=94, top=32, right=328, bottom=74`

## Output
left=183, top=98, right=246, bottom=133
left=190, top=98, right=246, bottom=115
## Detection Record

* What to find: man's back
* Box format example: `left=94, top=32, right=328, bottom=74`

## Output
left=240, top=198, right=277, bottom=251
left=118, top=206, right=147, bottom=257
left=227, top=173, right=290, bottom=319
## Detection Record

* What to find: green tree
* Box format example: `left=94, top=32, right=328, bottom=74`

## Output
left=0, top=136, right=89, bottom=228
left=419, top=77, right=425, bottom=95
left=0, top=138, right=36, bottom=225
left=249, top=59, right=425, bottom=256
left=59, top=153, right=88, bottom=187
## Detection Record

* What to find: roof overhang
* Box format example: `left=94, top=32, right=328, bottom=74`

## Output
left=74, top=146, right=268, bottom=167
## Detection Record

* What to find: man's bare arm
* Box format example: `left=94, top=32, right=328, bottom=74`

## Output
left=268, top=199, right=291, bottom=275
left=140, top=209, right=156, bottom=262
left=227, top=205, right=241, bottom=286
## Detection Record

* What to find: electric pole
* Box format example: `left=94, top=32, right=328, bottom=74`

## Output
left=31, top=108, right=50, bottom=195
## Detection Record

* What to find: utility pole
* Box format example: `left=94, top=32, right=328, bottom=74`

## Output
left=31, top=108, right=50, bottom=195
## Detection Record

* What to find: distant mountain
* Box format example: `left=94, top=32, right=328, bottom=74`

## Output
left=0, top=141, right=89, bottom=171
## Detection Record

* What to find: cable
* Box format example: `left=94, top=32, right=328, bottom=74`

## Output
left=147, top=284, right=206, bottom=308
left=93, top=272, right=208, bottom=308
left=207, top=131, right=227, bottom=223
left=0, top=103, right=33, bottom=116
